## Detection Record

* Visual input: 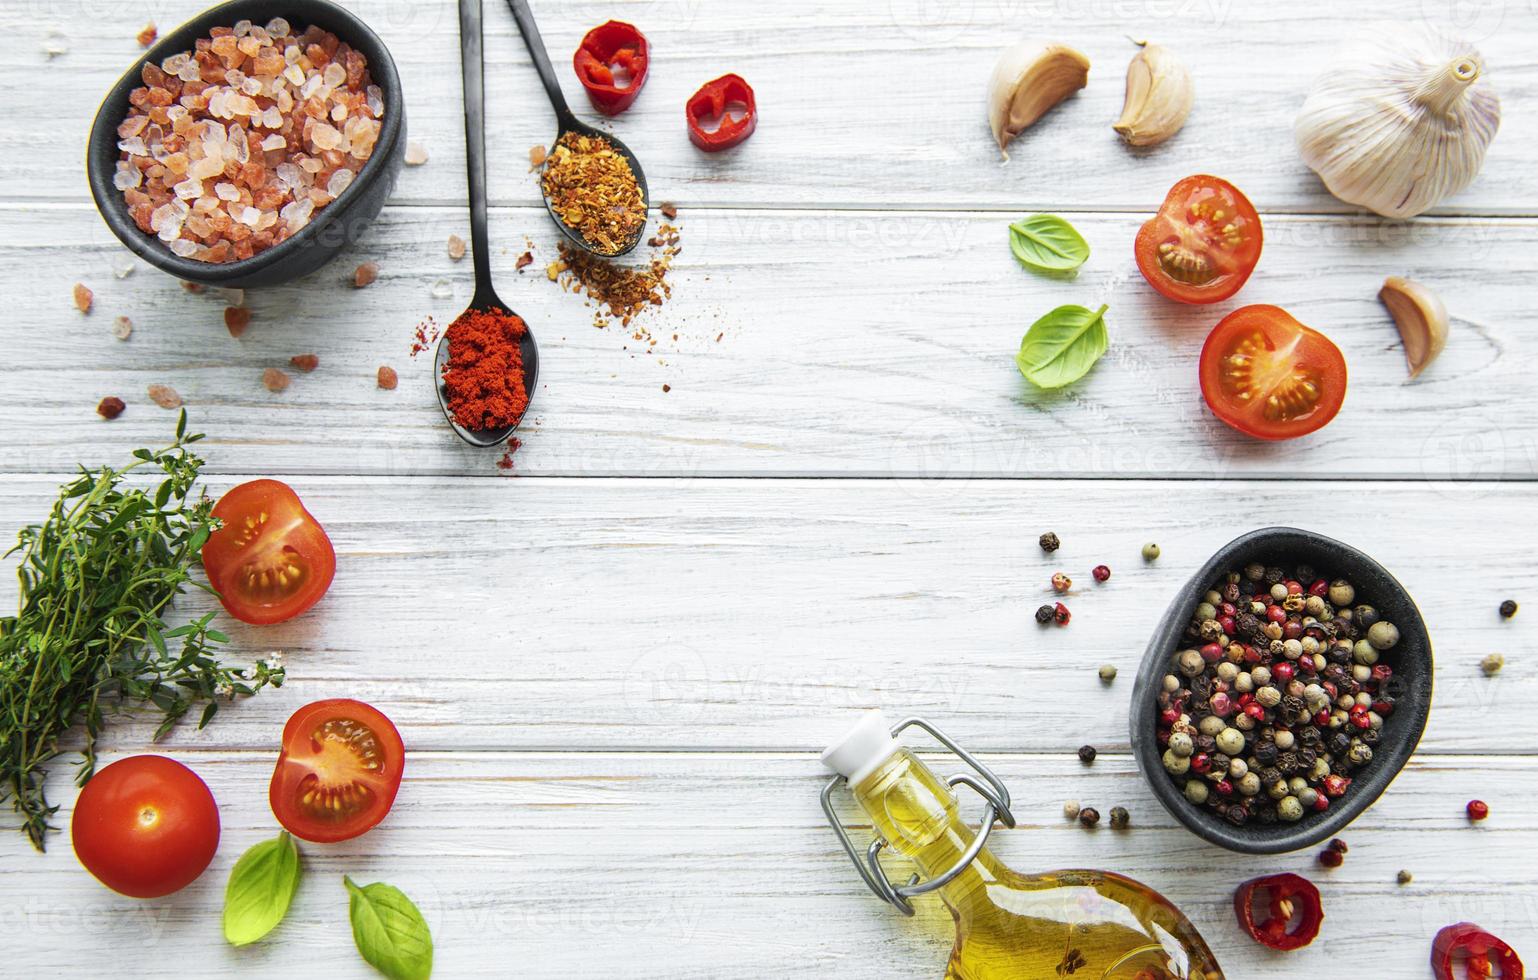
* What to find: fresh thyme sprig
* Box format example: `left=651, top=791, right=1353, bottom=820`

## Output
left=1, top=412, right=284, bottom=850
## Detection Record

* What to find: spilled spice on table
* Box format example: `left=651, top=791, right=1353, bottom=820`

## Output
left=440, top=308, right=529, bottom=430
left=545, top=221, right=681, bottom=329
left=496, top=436, right=522, bottom=471
left=409, top=315, right=441, bottom=357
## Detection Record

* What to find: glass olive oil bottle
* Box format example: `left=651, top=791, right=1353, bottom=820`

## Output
left=822, top=712, right=1224, bottom=980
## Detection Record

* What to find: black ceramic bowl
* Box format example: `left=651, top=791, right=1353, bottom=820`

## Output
left=1130, top=527, right=1432, bottom=854
left=86, top=0, right=405, bottom=288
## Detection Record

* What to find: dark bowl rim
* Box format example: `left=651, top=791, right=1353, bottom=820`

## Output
left=86, top=0, right=404, bottom=284
left=1129, top=525, right=1433, bottom=854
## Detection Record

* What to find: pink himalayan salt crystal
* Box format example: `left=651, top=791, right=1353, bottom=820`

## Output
left=376, top=365, right=398, bottom=390
left=73, top=282, right=93, bottom=313
left=147, top=383, right=182, bottom=408
left=115, top=23, right=384, bottom=264
left=353, top=261, right=378, bottom=288
left=447, top=234, right=465, bottom=261
left=262, top=367, right=291, bottom=392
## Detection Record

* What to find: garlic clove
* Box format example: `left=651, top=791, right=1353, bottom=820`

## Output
left=1379, top=276, right=1448, bottom=378
left=1113, top=42, right=1193, bottom=147
left=987, top=40, right=1090, bottom=160
left=1295, top=29, right=1500, bottom=218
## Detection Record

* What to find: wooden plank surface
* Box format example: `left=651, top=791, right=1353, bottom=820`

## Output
left=7, top=203, right=1536, bottom=479
left=4, top=0, right=1537, bottom=214
left=2, top=751, right=1534, bottom=978
left=3, top=0, right=1536, bottom=977
left=0, top=475, right=1529, bottom=755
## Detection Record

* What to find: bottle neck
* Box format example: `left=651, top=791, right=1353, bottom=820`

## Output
left=851, top=749, right=1005, bottom=911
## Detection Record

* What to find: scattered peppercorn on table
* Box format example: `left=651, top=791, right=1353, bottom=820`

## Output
left=3, top=1, right=1537, bottom=977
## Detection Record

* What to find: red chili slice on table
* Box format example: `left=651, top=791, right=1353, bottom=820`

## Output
left=1433, top=922, right=1525, bottom=980
left=1234, top=873, right=1323, bottom=951
left=572, top=20, right=649, bottom=115
left=686, top=73, right=757, bottom=151
left=270, top=699, right=404, bottom=843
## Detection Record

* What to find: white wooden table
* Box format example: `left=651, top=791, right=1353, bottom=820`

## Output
left=3, top=1, right=1536, bottom=975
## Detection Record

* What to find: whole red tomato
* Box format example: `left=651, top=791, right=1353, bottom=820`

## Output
left=71, top=755, right=220, bottom=898
left=202, top=479, right=336, bottom=625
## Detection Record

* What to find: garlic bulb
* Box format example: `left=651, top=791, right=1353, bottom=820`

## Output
left=987, top=40, right=1090, bottom=160
left=1114, top=42, right=1193, bottom=147
left=1295, top=29, right=1500, bottom=218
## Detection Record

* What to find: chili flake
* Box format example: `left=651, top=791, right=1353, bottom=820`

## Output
left=540, top=131, right=646, bottom=255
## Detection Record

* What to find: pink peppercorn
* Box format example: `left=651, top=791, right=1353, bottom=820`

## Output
left=1467, top=800, right=1489, bottom=821
left=1092, top=564, right=1111, bottom=583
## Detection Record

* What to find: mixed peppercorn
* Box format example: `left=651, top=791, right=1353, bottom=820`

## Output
left=1155, top=562, right=1402, bottom=827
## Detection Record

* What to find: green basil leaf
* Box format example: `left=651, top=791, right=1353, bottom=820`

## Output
left=1008, top=214, right=1090, bottom=273
left=223, top=831, right=302, bottom=946
left=1015, top=304, right=1110, bottom=389
left=346, top=876, right=434, bottom=980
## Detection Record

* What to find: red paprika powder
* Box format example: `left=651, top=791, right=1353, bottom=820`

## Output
left=440, top=308, right=529, bottom=431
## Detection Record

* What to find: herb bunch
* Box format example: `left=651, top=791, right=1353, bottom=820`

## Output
left=1, top=414, right=284, bottom=849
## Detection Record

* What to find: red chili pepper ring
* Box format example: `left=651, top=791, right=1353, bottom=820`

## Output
left=686, top=73, right=757, bottom=151
left=573, top=20, right=649, bottom=115
left=1432, top=922, right=1524, bottom=980
left=1233, top=873, right=1323, bottom=951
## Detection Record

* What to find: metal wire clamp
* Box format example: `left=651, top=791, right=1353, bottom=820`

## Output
left=819, top=716, right=1016, bottom=916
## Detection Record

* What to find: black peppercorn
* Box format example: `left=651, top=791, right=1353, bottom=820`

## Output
left=1500, top=599, right=1518, bottom=619
left=1253, top=741, right=1279, bottom=766
left=1361, top=728, right=1381, bottom=747
left=1039, top=531, right=1060, bottom=553
left=1355, top=604, right=1380, bottom=629
left=1329, top=837, right=1348, bottom=854
left=1078, top=807, right=1100, bottom=828
left=1244, top=562, right=1266, bottom=582
left=1299, top=747, right=1319, bottom=767
left=1328, top=732, right=1352, bottom=756
left=1225, top=804, right=1250, bottom=826
left=1264, top=567, right=1285, bottom=586
left=1255, top=807, right=1278, bottom=825
left=1259, top=766, right=1283, bottom=787
left=1109, top=806, right=1130, bottom=830
left=1210, top=752, right=1231, bottom=773
left=1222, top=582, right=1241, bottom=604
left=1300, top=726, right=1323, bottom=748
left=1195, top=733, right=1217, bottom=754
left=1296, top=563, right=1316, bottom=584
left=1035, top=604, right=1055, bottom=624
left=1278, top=751, right=1301, bottom=774
left=1078, top=745, right=1097, bottom=764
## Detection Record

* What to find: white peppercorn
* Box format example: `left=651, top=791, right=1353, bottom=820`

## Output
left=1288, top=776, right=1308, bottom=794
left=1328, top=579, right=1355, bottom=607
left=1351, top=664, right=1371, bottom=683
left=1238, top=772, right=1262, bottom=796
left=1099, top=663, right=1118, bottom=683
left=1298, top=786, right=1319, bottom=808
left=1275, top=730, right=1296, bottom=750
left=1195, top=602, right=1218, bottom=622
left=1216, top=727, right=1245, bottom=755
left=1162, top=749, right=1191, bottom=775
left=1234, top=672, right=1255, bottom=694
left=1353, top=640, right=1379, bottom=665
left=1305, top=595, right=1327, bottom=617
left=1184, top=779, right=1210, bottom=804
left=1063, top=800, right=1080, bottom=820
left=1234, top=713, right=1256, bottom=732
left=1199, top=715, right=1226, bottom=737
left=1216, top=662, right=1240, bottom=682
left=1278, top=796, right=1304, bottom=821
left=1142, top=542, right=1160, bottom=561
left=1481, top=653, right=1504, bottom=676
left=1251, top=665, right=1272, bottom=686
left=1168, top=731, right=1194, bottom=757
left=1162, top=673, right=1180, bottom=693
left=1256, top=686, right=1282, bottom=708
left=1177, top=649, right=1204, bottom=677
left=1347, top=741, right=1373, bottom=766
left=1228, top=757, right=1249, bottom=778
left=1268, top=779, right=1290, bottom=800
left=1367, top=620, right=1400, bottom=651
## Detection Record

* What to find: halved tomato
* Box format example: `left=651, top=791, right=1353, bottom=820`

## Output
left=270, top=699, right=404, bottom=843
left=202, top=479, right=335, bottom=625
left=1136, top=175, right=1263, bottom=304
left=1200, top=305, right=1347, bottom=440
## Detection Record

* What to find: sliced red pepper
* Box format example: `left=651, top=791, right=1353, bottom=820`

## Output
left=1233, top=873, right=1323, bottom=951
left=1433, top=923, right=1524, bottom=980
left=572, top=20, right=649, bottom=116
left=686, top=73, right=757, bottom=152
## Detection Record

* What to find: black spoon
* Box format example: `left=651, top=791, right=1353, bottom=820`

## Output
left=437, top=0, right=539, bottom=449
left=507, top=0, right=650, bottom=257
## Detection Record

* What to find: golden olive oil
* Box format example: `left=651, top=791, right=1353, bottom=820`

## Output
left=851, top=748, right=1224, bottom=980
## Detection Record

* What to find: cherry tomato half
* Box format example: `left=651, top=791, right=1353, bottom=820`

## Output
left=202, top=479, right=335, bottom=625
left=1136, top=175, right=1263, bottom=304
left=1199, top=305, right=1347, bottom=440
left=270, top=699, right=405, bottom=843
left=71, top=755, right=220, bottom=898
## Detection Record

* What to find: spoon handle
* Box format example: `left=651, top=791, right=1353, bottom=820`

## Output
left=507, top=0, right=577, bottom=130
left=458, top=0, right=494, bottom=295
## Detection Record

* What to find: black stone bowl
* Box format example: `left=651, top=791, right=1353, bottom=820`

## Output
left=1130, top=526, right=1432, bottom=854
left=86, top=0, right=404, bottom=288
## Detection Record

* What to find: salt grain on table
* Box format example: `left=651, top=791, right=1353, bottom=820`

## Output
left=290, top=353, right=319, bottom=372
left=430, top=278, right=452, bottom=299
left=114, top=20, right=384, bottom=264
left=224, top=306, right=251, bottom=336
left=147, top=383, right=182, bottom=408
left=112, top=316, right=133, bottom=340
left=354, top=261, right=378, bottom=287
left=137, top=23, right=158, bottom=47
left=73, top=283, right=93, bottom=313
left=404, top=140, right=428, bottom=165
left=447, top=234, right=466, bottom=261
left=262, top=367, right=290, bottom=391
left=377, top=365, right=398, bottom=389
